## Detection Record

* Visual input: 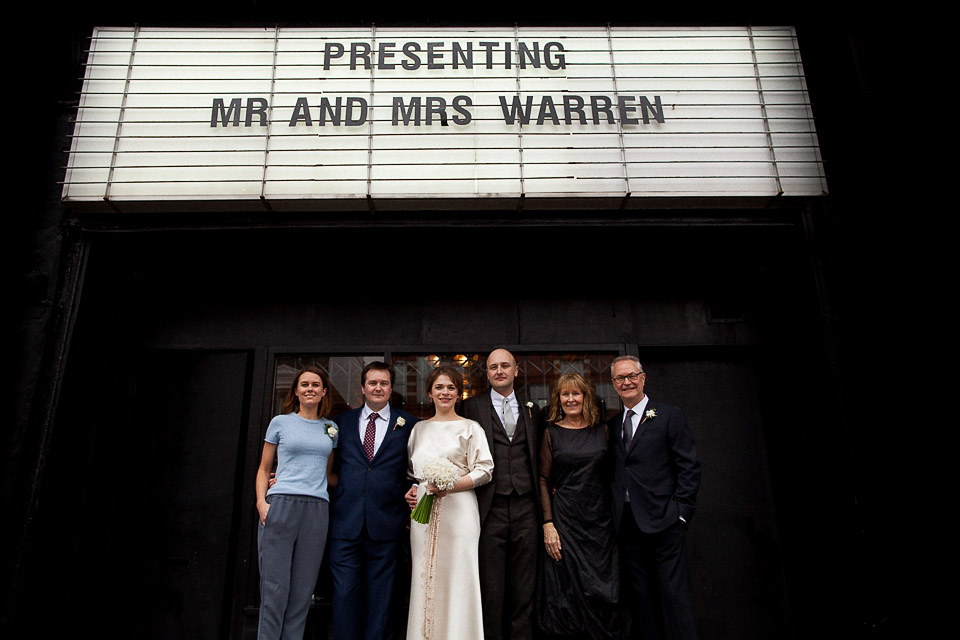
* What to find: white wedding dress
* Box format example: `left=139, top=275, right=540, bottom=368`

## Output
left=406, top=418, right=494, bottom=640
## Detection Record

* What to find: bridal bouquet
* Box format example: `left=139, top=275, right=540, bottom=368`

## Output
left=410, top=457, right=460, bottom=524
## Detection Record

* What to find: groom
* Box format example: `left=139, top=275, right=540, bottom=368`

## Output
left=609, top=355, right=701, bottom=640
left=462, top=348, right=543, bottom=640
left=329, top=361, right=418, bottom=640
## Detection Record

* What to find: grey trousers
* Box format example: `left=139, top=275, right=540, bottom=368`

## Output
left=258, top=494, right=329, bottom=640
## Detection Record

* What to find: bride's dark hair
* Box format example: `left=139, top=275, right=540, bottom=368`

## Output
left=425, top=365, right=464, bottom=399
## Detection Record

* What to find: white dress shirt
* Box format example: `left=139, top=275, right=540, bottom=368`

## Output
left=491, top=389, right=520, bottom=430
left=622, top=395, right=650, bottom=438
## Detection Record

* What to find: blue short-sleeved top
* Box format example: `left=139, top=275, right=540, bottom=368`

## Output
left=265, top=412, right=338, bottom=501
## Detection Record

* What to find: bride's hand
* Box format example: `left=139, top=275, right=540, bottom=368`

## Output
left=427, top=481, right=448, bottom=497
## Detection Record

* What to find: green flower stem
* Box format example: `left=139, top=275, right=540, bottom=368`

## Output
left=410, top=494, right=435, bottom=524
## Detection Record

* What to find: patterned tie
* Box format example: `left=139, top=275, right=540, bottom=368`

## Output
left=622, top=409, right=635, bottom=446
left=502, top=397, right=516, bottom=441
left=364, top=412, right=379, bottom=461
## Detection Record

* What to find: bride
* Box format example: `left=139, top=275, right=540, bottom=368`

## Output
left=406, top=365, right=494, bottom=640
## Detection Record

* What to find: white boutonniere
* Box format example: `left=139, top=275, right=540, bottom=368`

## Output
left=394, top=417, right=406, bottom=431
left=326, top=425, right=339, bottom=440
left=526, top=401, right=534, bottom=418
left=644, top=409, right=657, bottom=420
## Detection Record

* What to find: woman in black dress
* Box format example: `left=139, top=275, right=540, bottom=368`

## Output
left=537, top=372, right=619, bottom=640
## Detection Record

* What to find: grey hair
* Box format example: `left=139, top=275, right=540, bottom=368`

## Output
left=611, top=355, right=643, bottom=376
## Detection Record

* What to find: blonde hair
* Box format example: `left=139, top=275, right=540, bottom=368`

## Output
left=546, top=373, right=600, bottom=425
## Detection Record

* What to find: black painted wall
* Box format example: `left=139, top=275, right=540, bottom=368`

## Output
left=10, top=221, right=836, bottom=639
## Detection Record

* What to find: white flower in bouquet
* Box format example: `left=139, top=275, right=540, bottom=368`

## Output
left=410, top=457, right=460, bottom=524
left=423, top=457, right=460, bottom=491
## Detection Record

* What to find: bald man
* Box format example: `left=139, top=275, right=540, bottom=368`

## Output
left=462, top=348, right=544, bottom=640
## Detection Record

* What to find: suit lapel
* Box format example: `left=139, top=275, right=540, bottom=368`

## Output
left=371, top=407, right=399, bottom=462
left=345, top=408, right=364, bottom=452
left=515, top=393, right=533, bottom=442
left=487, top=397, right=504, bottom=431
left=626, top=399, right=654, bottom=455
left=615, top=410, right=629, bottom=457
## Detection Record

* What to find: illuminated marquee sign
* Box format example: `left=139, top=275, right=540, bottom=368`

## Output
left=63, top=26, right=826, bottom=211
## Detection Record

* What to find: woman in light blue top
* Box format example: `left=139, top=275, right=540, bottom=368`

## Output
left=255, top=366, right=338, bottom=640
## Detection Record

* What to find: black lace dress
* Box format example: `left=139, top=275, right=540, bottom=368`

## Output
left=537, top=423, right=619, bottom=639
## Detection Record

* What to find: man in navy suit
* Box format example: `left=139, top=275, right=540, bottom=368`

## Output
left=609, top=355, right=701, bottom=640
left=329, top=361, right=418, bottom=640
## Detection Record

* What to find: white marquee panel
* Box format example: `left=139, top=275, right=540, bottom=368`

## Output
left=63, top=26, right=826, bottom=209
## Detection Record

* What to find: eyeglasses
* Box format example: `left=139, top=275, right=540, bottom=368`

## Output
left=612, top=372, right=643, bottom=385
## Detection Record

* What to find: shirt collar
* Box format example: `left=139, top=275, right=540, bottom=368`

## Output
left=361, top=403, right=391, bottom=423
left=625, top=395, right=649, bottom=417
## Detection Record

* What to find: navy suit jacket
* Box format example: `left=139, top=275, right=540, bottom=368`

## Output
left=329, top=406, right=418, bottom=542
left=609, top=398, right=701, bottom=534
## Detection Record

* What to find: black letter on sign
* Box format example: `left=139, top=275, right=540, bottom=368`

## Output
left=211, top=98, right=242, bottom=127
left=246, top=98, right=268, bottom=127
left=350, top=42, right=372, bottom=70
left=345, top=97, right=368, bottom=126
left=517, top=42, right=540, bottom=69
left=378, top=42, right=397, bottom=69
left=591, top=96, right=615, bottom=124
left=290, top=97, right=312, bottom=126
left=452, top=95, right=473, bottom=125
left=536, top=96, right=559, bottom=126
left=318, top=97, right=343, bottom=126
left=618, top=96, right=639, bottom=125
left=393, top=97, right=422, bottom=126
left=499, top=95, right=534, bottom=125
left=563, top=95, right=586, bottom=125
left=426, top=97, right=448, bottom=126
left=452, top=42, right=473, bottom=69
left=427, top=42, right=444, bottom=69
left=402, top=42, right=422, bottom=70
left=639, top=96, right=665, bottom=124
left=479, top=42, right=498, bottom=69
left=323, top=43, right=344, bottom=70
left=544, top=42, right=566, bottom=70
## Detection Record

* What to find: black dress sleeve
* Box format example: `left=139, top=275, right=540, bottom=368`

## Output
left=538, top=426, right=555, bottom=523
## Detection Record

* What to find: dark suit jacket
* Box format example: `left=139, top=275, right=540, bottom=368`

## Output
left=462, top=392, right=543, bottom=525
left=329, top=406, right=418, bottom=541
left=609, top=398, right=701, bottom=534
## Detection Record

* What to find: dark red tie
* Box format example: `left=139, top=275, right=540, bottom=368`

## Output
left=364, top=412, right=379, bottom=461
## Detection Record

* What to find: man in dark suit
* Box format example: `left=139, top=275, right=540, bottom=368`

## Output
left=329, top=361, right=418, bottom=640
left=462, top=348, right=543, bottom=640
left=609, top=355, right=701, bottom=640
